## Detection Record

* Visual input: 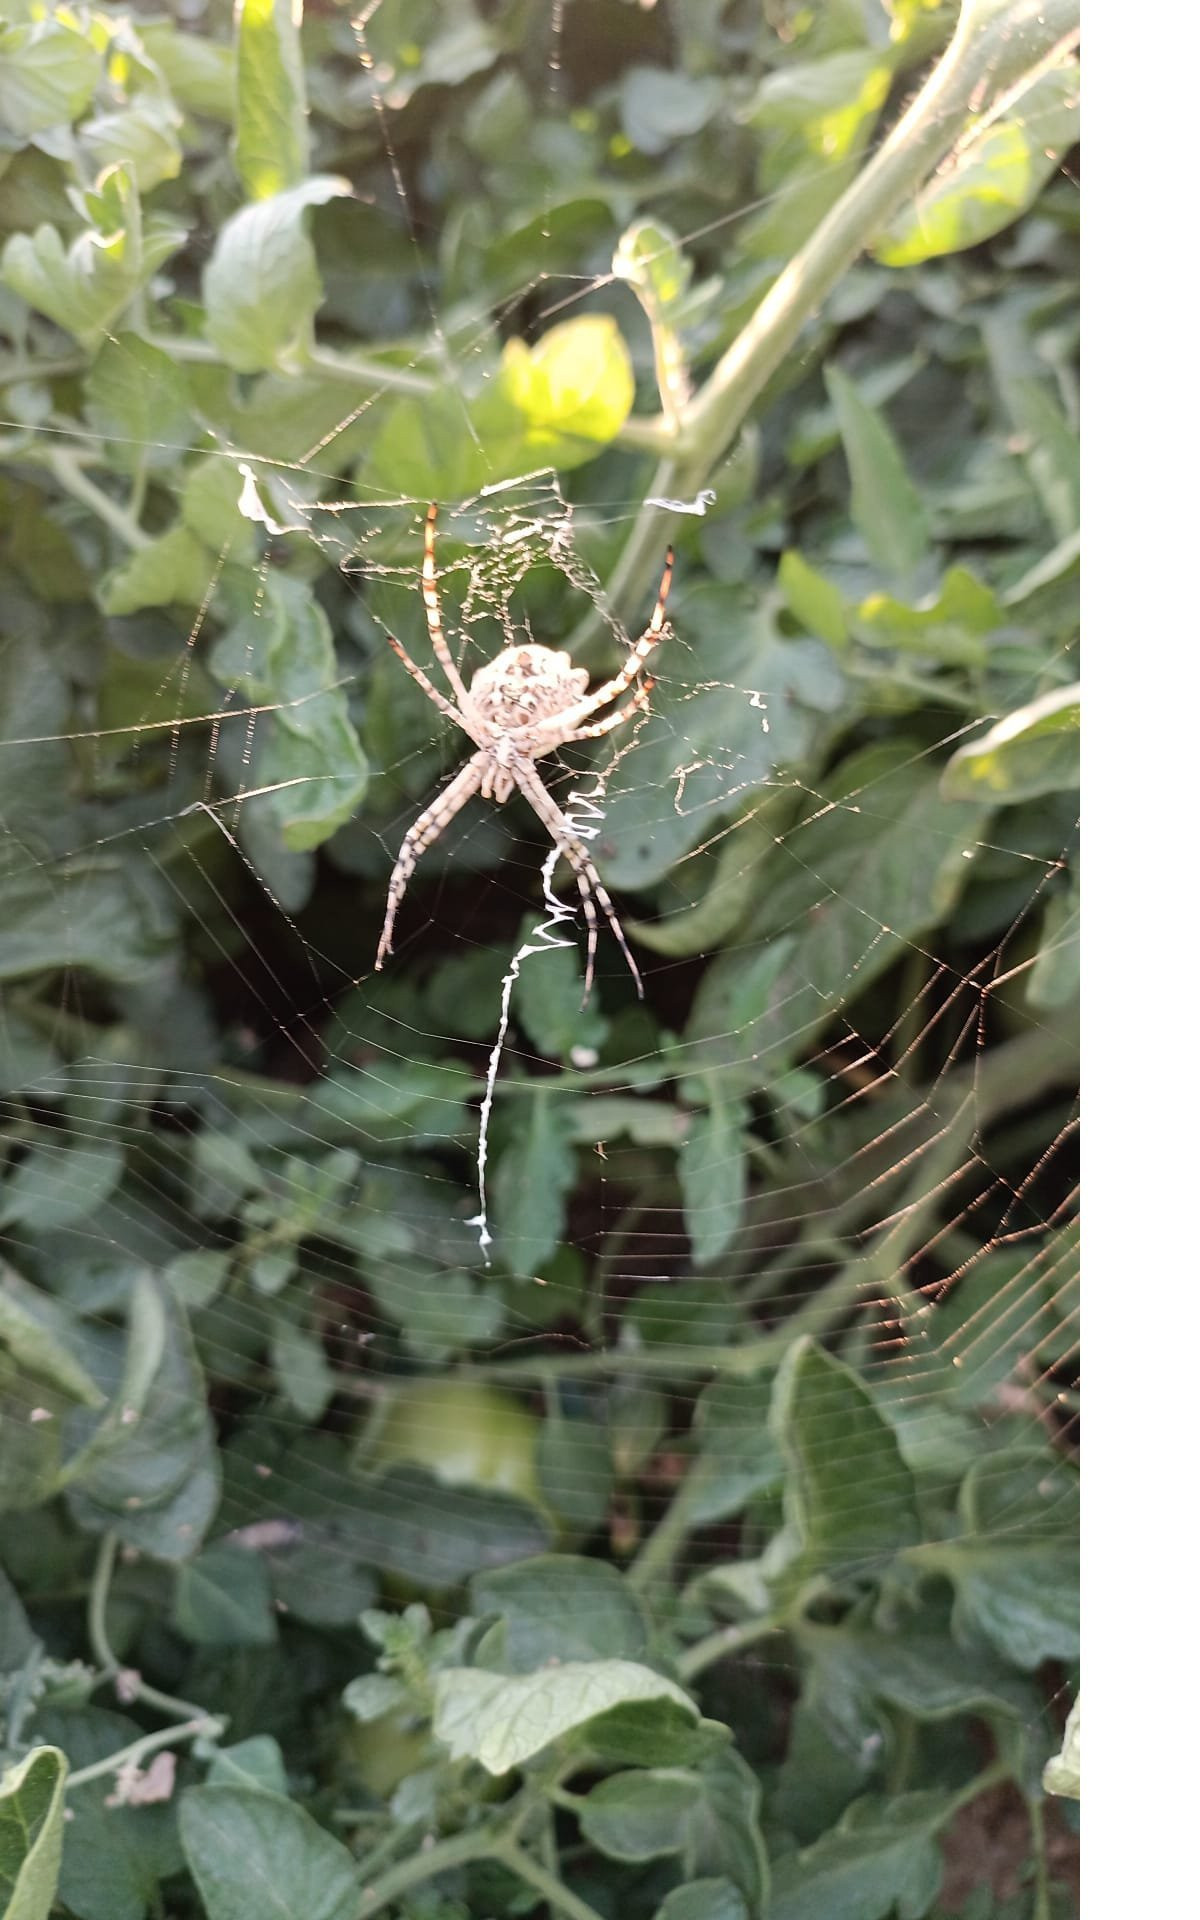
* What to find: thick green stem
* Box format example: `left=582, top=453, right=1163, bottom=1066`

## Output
left=492, top=1838, right=608, bottom=1920
left=356, top=1825, right=500, bottom=1917
left=678, top=1612, right=790, bottom=1683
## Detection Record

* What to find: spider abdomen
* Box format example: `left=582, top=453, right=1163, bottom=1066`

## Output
left=469, top=644, right=589, bottom=731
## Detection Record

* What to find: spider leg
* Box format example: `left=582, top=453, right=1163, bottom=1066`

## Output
left=383, top=626, right=474, bottom=737
left=421, top=502, right=475, bottom=709
left=551, top=677, right=654, bottom=744
left=375, top=755, right=484, bottom=970
left=514, top=764, right=644, bottom=1001
left=546, top=547, right=674, bottom=734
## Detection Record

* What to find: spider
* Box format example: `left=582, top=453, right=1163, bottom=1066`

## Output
left=374, top=503, right=674, bottom=997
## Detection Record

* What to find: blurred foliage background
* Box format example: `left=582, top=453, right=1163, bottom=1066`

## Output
left=1, top=3, right=1078, bottom=1918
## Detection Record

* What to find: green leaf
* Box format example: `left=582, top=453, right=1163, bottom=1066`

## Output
left=679, top=1089, right=749, bottom=1268
left=100, top=525, right=214, bottom=617
left=32, top=1707, right=183, bottom=1920
left=80, top=97, right=183, bottom=195
left=741, top=52, right=891, bottom=257
left=1043, top=1696, right=1079, bottom=1799
left=207, top=1738, right=289, bottom=1797
left=180, top=1785, right=358, bottom=1920
left=0, top=1141, right=125, bottom=1232
left=876, top=60, right=1080, bottom=266
left=369, top=1263, right=502, bottom=1362
left=0, top=168, right=185, bottom=349
left=580, top=1748, right=767, bottom=1898
left=625, top=1280, right=739, bottom=1358
left=654, top=1882, right=749, bottom=1920
left=1029, top=876, right=1079, bottom=1009
left=632, top=796, right=797, bottom=959
left=182, top=454, right=260, bottom=562
left=536, top=1412, right=613, bottom=1534
left=493, top=1089, right=575, bottom=1277
left=315, top=1466, right=550, bottom=1593
left=600, top=583, right=845, bottom=890
left=680, top=744, right=983, bottom=1054
left=234, top=0, right=310, bottom=200
left=210, top=574, right=368, bottom=850
left=0, top=1263, right=105, bottom=1406
left=0, top=1746, right=67, bottom=1920
left=315, top=1060, right=469, bottom=1149
left=826, top=365, right=931, bottom=588
left=581, top=1769, right=698, bottom=1860
left=471, top=1555, right=648, bottom=1671
left=692, top=1375, right=784, bottom=1524
left=940, top=685, right=1079, bottom=803
left=620, top=67, right=722, bottom=156
left=768, top=1791, right=950, bottom=1920
left=0, top=1565, right=37, bottom=1668
left=915, top=1452, right=1078, bottom=1669
left=853, top=565, right=1001, bottom=665
left=85, top=335, right=193, bottom=474
left=433, top=1660, right=698, bottom=1775
left=0, top=839, right=175, bottom=987
left=172, top=1544, right=278, bottom=1647
left=140, top=22, right=236, bottom=121
left=808, top=1623, right=1039, bottom=1727
left=361, top=314, right=634, bottom=497
left=769, top=1339, right=921, bottom=1577
left=66, top=1273, right=221, bottom=1561
left=778, top=549, right=849, bottom=647
left=0, top=19, right=101, bottom=143
left=908, top=1235, right=1078, bottom=1412
left=685, top=1748, right=770, bottom=1907
left=513, top=924, right=609, bottom=1062
left=270, top=1318, right=335, bottom=1421
left=202, top=175, right=351, bottom=373
left=982, top=307, right=1080, bottom=539
left=585, top=1700, right=730, bottom=1771
left=497, top=315, right=635, bottom=454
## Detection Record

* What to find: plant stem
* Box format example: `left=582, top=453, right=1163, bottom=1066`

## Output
left=88, top=1532, right=222, bottom=1727
left=47, top=448, right=151, bottom=550
left=626, top=1460, right=712, bottom=1598
left=1029, top=1793, right=1052, bottom=1920
left=492, top=1838, right=608, bottom=1920
left=677, top=1612, right=791, bottom=1683
left=66, top=1714, right=222, bottom=1790
left=355, top=1825, right=501, bottom=1917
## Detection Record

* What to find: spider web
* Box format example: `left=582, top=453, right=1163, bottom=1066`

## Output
left=0, top=0, right=1079, bottom=1868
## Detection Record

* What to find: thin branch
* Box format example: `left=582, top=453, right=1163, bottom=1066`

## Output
left=66, top=1714, right=222, bottom=1791
left=88, top=1532, right=223, bottom=1727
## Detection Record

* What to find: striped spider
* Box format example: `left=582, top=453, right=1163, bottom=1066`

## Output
left=375, top=504, right=674, bottom=996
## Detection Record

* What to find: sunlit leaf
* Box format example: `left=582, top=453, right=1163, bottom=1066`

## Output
left=941, top=683, right=1079, bottom=802
left=0, top=1746, right=67, bottom=1920
left=434, top=1660, right=698, bottom=1774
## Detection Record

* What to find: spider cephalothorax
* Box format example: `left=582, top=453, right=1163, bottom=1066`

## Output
left=374, top=503, right=673, bottom=995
